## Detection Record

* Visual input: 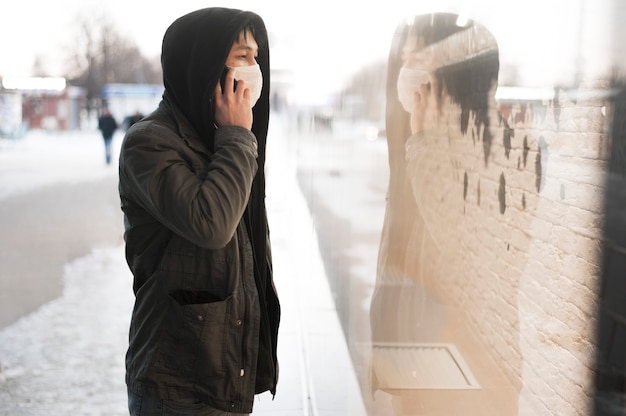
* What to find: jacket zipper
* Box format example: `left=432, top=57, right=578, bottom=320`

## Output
left=239, top=223, right=248, bottom=384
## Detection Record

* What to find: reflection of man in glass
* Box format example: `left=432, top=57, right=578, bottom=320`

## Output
left=369, top=13, right=515, bottom=416
left=371, top=11, right=480, bottom=352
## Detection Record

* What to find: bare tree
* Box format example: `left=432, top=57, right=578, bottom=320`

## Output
left=64, top=13, right=100, bottom=114
left=63, top=12, right=161, bottom=115
left=110, top=44, right=162, bottom=85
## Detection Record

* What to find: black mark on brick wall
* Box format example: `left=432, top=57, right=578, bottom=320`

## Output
left=499, top=172, right=506, bottom=214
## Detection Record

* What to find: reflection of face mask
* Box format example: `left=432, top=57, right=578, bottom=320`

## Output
left=234, top=64, right=263, bottom=107
left=396, top=67, right=430, bottom=113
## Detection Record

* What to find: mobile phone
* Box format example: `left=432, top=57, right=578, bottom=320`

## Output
left=219, top=67, right=238, bottom=93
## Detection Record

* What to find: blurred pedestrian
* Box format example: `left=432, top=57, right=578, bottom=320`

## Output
left=118, top=7, right=279, bottom=416
left=97, top=108, right=118, bottom=165
left=127, top=110, right=143, bottom=129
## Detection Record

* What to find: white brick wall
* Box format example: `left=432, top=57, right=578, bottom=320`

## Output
left=399, top=80, right=619, bottom=414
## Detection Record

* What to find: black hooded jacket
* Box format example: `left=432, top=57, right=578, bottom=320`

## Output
left=118, top=8, right=279, bottom=413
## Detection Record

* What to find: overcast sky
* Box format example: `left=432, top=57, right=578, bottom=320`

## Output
left=0, top=0, right=413, bottom=101
left=0, top=0, right=618, bottom=94
left=1, top=2, right=409, bottom=74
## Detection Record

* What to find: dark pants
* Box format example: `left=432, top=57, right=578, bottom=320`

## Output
left=128, top=388, right=250, bottom=416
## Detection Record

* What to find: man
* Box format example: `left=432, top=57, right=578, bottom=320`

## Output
left=98, top=108, right=117, bottom=164
left=118, top=8, right=280, bottom=415
left=126, top=110, right=144, bottom=130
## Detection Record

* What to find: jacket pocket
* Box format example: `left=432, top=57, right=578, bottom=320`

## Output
left=155, top=292, right=232, bottom=378
left=170, top=289, right=229, bottom=306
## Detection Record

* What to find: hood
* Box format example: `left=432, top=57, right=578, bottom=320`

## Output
left=161, top=7, right=270, bottom=151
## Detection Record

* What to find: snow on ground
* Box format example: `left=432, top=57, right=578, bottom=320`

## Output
left=0, top=129, right=122, bottom=200
left=0, top=246, right=133, bottom=416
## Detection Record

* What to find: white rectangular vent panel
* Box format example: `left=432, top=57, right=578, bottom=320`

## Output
left=372, top=343, right=480, bottom=390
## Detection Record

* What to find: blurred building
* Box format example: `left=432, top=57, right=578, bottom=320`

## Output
left=0, top=77, right=86, bottom=136
left=101, top=83, right=164, bottom=129
left=0, top=90, right=22, bottom=138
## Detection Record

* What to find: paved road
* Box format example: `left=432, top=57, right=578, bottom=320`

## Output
left=0, top=176, right=124, bottom=329
left=0, top=133, right=124, bottom=329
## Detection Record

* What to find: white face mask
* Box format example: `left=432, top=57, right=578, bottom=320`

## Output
left=233, top=64, right=263, bottom=107
left=396, top=66, right=430, bottom=113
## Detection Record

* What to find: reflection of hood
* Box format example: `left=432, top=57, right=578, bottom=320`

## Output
left=386, top=13, right=498, bottom=153
left=161, top=7, right=270, bottom=150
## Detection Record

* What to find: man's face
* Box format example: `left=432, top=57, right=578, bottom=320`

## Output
left=225, top=29, right=259, bottom=68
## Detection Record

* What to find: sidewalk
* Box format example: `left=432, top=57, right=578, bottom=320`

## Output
left=0, top=121, right=367, bottom=415
left=255, top=117, right=367, bottom=415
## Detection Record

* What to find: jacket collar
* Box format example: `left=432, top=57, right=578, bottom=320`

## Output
left=162, top=92, right=213, bottom=158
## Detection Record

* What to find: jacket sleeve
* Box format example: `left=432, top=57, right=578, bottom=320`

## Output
left=120, top=124, right=258, bottom=249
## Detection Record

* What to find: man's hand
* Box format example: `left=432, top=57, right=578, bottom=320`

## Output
left=410, top=80, right=439, bottom=134
left=214, top=67, right=253, bottom=130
